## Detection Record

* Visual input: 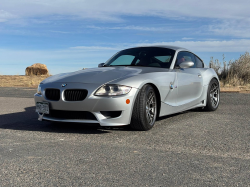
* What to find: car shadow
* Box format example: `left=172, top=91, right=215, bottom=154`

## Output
left=0, top=106, right=133, bottom=134
left=0, top=105, right=203, bottom=134
left=156, top=107, right=203, bottom=121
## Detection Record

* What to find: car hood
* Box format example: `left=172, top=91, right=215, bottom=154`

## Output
left=41, top=67, right=170, bottom=85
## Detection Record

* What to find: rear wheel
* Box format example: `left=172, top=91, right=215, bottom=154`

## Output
left=130, top=84, right=157, bottom=131
left=204, top=78, right=220, bottom=111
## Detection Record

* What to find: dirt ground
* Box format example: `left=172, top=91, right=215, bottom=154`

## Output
left=218, top=84, right=250, bottom=93
left=0, top=75, right=249, bottom=93
left=0, top=75, right=50, bottom=88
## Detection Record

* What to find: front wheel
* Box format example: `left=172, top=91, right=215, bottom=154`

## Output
left=204, top=78, right=220, bottom=111
left=130, top=84, right=157, bottom=131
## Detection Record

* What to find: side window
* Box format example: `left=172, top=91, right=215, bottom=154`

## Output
left=154, top=56, right=172, bottom=63
left=195, top=56, right=204, bottom=68
left=175, top=51, right=196, bottom=68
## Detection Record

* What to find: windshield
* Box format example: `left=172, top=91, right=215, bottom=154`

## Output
left=105, top=47, right=175, bottom=69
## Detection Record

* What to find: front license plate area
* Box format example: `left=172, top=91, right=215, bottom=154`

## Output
left=36, top=102, right=49, bottom=114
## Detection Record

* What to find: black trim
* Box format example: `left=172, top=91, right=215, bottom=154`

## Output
left=64, top=89, right=88, bottom=101
left=45, top=110, right=97, bottom=120
left=100, top=111, right=122, bottom=118
left=45, top=89, right=60, bottom=101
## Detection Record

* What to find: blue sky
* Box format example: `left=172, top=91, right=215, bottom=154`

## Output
left=1, top=0, right=250, bottom=75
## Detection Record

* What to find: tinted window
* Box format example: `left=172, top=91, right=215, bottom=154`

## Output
left=106, top=47, right=175, bottom=68
left=110, top=55, right=135, bottom=65
left=175, top=51, right=196, bottom=68
left=154, top=56, right=172, bottom=62
left=195, top=56, right=204, bottom=68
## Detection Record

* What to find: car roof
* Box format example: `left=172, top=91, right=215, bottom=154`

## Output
left=126, top=45, right=189, bottom=52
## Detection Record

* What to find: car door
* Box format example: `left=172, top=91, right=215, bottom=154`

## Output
left=175, top=51, right=203, bottom=106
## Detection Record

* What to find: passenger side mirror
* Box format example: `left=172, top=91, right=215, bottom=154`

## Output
left=98, top=63, right=105, bottom=67
left=179, top=61, right=194, bottom=68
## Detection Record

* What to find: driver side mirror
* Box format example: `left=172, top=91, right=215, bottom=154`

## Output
left=179, top=61, right=194, bottom=69
left=98, top=63, right=105, bottom=67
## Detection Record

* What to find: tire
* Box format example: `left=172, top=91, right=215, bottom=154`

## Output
left=130, top=84, right=157, bottom=131
left=204, top=78, right=220, bottom=111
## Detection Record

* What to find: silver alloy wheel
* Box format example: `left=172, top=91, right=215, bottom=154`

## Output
left=210, top=82, right=219, bottom=108
left=146, top=91, right=156, bottom=125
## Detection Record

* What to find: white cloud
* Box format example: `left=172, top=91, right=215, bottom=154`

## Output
left=49, top=30, right=72, bottom=34
left=182, top=37, right=194, bottom=40
left=0, top=10, right=16, bottom=22
left=136, top=39, right=250, bottom=52
left=0, top=0, right=249, bottom=22
left=1, top=0, right=250, bottom=39
left=70, top=40, right=250, bottom=52
left=70, top=46, right=120, bottom=51
left=87, top=25, right=173, bottom=32
left=208, top=19, right=250, bottom=38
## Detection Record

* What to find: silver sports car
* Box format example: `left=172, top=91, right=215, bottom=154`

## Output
left=34, top=46, right=220, bottom=130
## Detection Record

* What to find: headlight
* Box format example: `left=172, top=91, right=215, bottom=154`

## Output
left=95, top=84, right=132, bottom=96
left=37, top=84, right=42, bottom=95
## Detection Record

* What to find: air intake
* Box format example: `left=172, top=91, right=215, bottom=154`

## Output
left=64, top=89, right=88, bottom=101
left=45, top=89, right=60, bottom=101
left=45, top=110, right=97, bottom=120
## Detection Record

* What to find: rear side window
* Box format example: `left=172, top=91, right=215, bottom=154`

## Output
left=175, top=51, right=196, bottom=68
left=195, top=56, right=204, bottom=68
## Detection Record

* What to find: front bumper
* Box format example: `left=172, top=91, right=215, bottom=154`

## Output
left=34, top=82, right=139, bottom=126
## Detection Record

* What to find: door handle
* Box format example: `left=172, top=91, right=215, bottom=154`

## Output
left=198, top=74, right=202, bottom=78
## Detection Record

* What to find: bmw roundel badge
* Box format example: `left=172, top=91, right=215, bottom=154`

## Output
left=62, top=84, right=67, bottom=87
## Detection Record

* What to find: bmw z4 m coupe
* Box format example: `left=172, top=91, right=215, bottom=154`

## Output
left=35, top=46, right=220, bottom=130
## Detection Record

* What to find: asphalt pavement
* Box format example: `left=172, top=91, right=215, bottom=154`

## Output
left=0, top=87, right=249, bottom=186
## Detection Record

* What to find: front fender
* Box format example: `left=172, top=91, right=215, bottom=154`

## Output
left=200, top=68, right=219, bottom=86
left=110, top=72, right=176, bottom=102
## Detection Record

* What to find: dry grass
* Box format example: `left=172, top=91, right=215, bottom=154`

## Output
left=0, top=75, right=50, bottom=88
left=220, top=82, right=250, bottom=93
left=210, top=52, right=250, bottom=86
left=210, top=52, right=250, bottom=93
